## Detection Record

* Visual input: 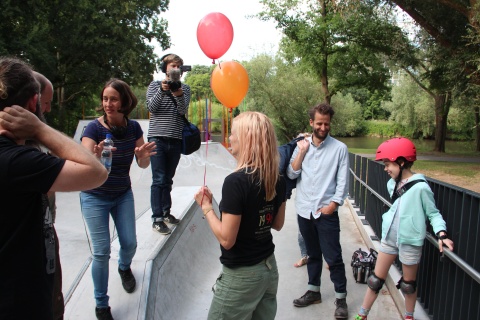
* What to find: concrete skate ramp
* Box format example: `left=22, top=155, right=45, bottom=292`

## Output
left=64, top=120, right=236, bottom=319
left=64, top=119, right=404, bottom=320
left=138, top=198, right=221, bottom=319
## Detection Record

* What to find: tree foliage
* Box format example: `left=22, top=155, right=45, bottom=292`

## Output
left=0, top=0, right=171, bottom=134
left=258, top=0, right=411, bottom=108
left=382, top=73, right=435, bottom=138
left=380, top=0, right=480, bottom=150
left=242, top=53, right=322, bottom=142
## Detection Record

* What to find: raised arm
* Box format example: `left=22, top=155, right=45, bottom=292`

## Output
left=134, top=137, right=156, bottom=168
left=0, top=106, right=107, bottom=192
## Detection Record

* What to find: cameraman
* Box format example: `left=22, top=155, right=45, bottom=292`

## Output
left=146, top=53, right=191, bottom=235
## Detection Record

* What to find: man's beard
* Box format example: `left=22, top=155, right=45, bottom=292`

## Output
left=26, top=100, right=48, bottom=148
left=313, top=128, right=328, bottom=141
left=34, top=100, right=47, bottom=124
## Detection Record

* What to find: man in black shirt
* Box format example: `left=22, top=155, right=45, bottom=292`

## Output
left=0, top=57, right=107, bottom=319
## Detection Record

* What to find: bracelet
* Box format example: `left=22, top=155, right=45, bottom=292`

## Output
left=203, top=209, right=214, bottom=218
left=202, top=207, right=213, bottom=217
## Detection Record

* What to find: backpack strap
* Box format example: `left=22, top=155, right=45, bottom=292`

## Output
left=391, top=179, right=427, bottom=203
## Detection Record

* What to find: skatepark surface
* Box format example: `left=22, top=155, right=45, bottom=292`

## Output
left=54, top=120, right=416, bottom=319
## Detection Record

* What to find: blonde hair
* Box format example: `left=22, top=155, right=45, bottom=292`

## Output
left=232, top=112, right=279, bottom=201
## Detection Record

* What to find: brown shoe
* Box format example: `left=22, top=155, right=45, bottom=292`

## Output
left=293, top=290, right=322, bottom=307
left=334, top=298, right=348, bottom=319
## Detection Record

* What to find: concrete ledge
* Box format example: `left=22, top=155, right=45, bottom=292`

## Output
left=64, top=186, right=221, bottom=320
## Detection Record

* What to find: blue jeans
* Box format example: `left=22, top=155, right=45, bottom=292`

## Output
left=298, top=212, right=347, bottom=298
left=148, top=137, right=182, bottom=222
left=80, top=189, right=137, bottom=308
left=208, top=254, right=279, bottom=320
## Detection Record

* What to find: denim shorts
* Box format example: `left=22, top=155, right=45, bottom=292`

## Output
left=380, top=241, right=422, bottom=265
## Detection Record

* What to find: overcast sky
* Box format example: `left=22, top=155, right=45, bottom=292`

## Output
left=154, top=0, right=282, bottom=78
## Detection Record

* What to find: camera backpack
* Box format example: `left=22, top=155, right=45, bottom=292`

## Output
left=350, top=248, right=378, bottom=284
left=278, top=136, right=304, bottom=199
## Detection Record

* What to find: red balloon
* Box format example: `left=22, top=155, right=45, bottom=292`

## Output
left=197, top=12, right=234, bottom=60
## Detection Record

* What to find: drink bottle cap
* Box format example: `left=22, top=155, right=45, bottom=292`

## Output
left=106, top=133, right=113, bottom=139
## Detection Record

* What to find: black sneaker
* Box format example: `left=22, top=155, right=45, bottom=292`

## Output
left=293, top=290, right=322, bottom=307
left=95, top=306, right=114, bottom=320
left=118, top=267, right=136, bottom=293
left=334, top=298, right=348, bottom=319
left=165, top=213, right=180, bottom=225
left=152, top=221, right=171, bottom=234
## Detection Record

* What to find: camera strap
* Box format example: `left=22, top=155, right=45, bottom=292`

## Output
left=168, top=94, right=190, bottom=126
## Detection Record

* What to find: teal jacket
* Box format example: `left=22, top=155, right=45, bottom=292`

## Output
left=381, top=174, right=447, bottom=246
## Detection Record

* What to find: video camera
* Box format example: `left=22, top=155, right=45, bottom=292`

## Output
left=166, top=65, right=191, bottom=92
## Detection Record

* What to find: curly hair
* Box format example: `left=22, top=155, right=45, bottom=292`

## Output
left=232, top=112, right=279, bottom=201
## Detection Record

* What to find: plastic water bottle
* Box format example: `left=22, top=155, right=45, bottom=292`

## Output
left=101, top=134, right=114, bottom=173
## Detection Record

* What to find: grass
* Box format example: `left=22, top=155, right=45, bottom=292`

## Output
left=349, top=148, right=480, bottom=192
left=413, top=161, right=480, bottom=177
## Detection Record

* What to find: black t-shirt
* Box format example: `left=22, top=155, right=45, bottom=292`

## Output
left=219, top=170, right=286, bottom=267
left=0, top=136, right=65, bottom=319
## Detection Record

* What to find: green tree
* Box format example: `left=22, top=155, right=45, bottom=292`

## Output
left=258, top=0, right=410, bottom=107
left=243, top=53, right=323, bottom=143
left=184, top=65, right=215, bottom=102
left=0, top=0, right=171, bottom=134
left=381, top=73, right=435, bottom=138
left=381, top=0, right=480, bottom=150
left=330, top=92, right=366, bottom=137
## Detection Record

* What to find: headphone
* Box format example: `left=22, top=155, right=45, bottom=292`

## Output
left=159, top=53, right=173, bottom=74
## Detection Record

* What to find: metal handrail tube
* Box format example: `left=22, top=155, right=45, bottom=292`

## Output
left=425, top=234, right=480, bottom=285
left=349, top=167, right=480, bottom=285
left=349, top=168, right=391, bottom=207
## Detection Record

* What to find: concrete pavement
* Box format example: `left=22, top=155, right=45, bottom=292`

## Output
left=55, top=120, right=406, bottom=319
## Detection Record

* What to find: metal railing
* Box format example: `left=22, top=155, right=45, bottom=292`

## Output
left=348, top=153, right=480, bottom=320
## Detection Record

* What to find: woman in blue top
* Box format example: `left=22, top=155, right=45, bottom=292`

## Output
left=80, top=79, right=156, bottom=320
left=355, top=137, right=454, bottom=320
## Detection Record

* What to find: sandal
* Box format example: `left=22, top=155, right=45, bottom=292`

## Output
left=294, top=256, right=308, bottom=268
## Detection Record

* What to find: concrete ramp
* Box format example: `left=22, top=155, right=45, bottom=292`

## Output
left=63, top=120, right=235, bottom=319
left=61, top=119, right=403, bottom=320
left=64, top=187, right=221, bottom=320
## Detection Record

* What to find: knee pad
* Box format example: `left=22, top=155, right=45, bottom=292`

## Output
left=396, top=277, right=417, bottom=294
left=367, top=273, right=385, bottom=294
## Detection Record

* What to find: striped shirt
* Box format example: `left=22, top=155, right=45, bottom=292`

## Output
left=146, top=80, right=191, bottom=139
left=81, top=119, right=143, bottom=196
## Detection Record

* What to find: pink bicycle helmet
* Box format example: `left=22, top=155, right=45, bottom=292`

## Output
left=375, top=137, right=416, bottom=162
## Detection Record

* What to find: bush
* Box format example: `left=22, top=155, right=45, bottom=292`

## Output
left=331, top=93, right=367, bottom=137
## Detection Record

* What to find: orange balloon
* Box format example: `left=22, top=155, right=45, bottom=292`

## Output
left=211, top=61, right=249, bottom=108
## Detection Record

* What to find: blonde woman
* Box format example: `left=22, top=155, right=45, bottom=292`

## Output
left=194, top=112, right=287, bottom=320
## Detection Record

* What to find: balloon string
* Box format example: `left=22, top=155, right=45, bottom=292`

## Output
left=203, top=98, right=210, bottom=187
left=200, top=106, right=210, bottom=207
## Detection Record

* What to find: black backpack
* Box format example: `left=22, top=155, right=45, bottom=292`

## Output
left=278, top=136, right=304, bottom=199
left=351, top=248, right=378, bottom=283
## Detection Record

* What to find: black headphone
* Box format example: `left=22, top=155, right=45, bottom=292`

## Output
left=159, top=53, right=173, bottom=74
